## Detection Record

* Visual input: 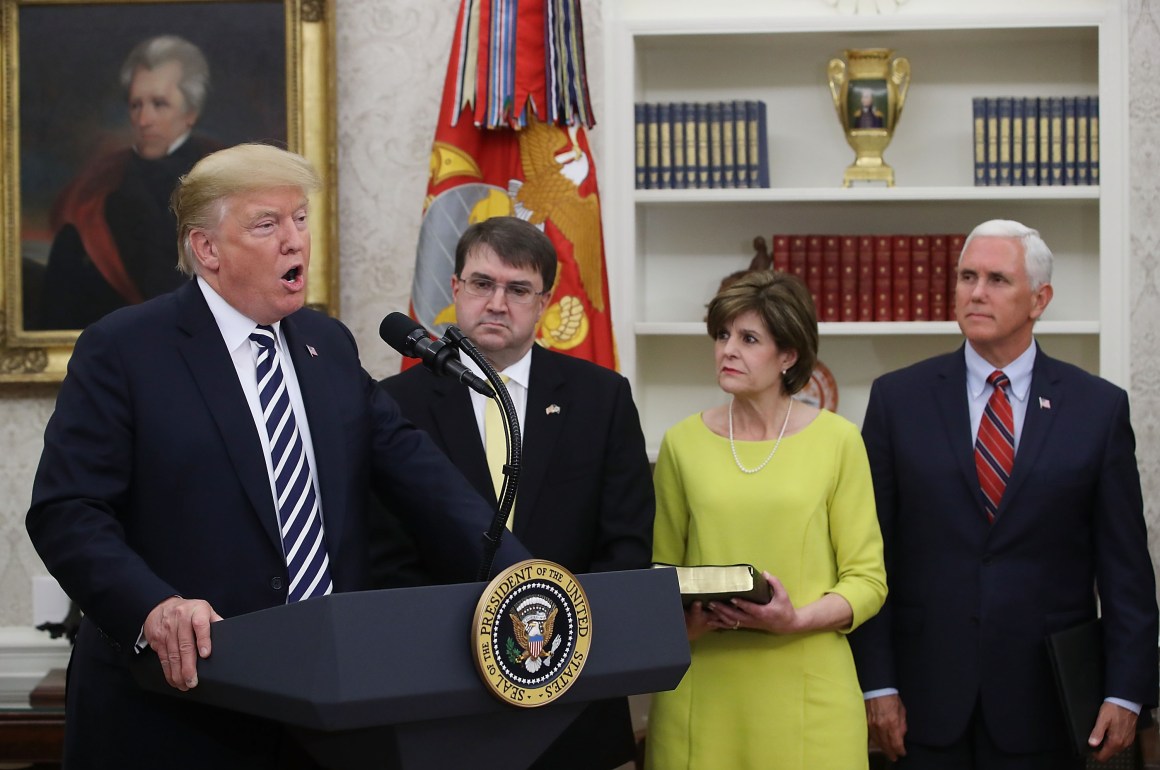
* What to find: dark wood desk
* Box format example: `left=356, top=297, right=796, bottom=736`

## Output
left=0, top=668, right=65, bottom=769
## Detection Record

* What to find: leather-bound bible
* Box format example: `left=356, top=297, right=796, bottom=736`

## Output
left=1045, top=618, right=1103, bottom=755
left=653, top=563, right=773, bottom=607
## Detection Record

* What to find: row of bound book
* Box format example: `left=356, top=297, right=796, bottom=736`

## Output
left=635, top=100, right=770, bottom=190
left=972, top=96, right=1099, bottom=187
left=771, top=233, right=967, bottom=323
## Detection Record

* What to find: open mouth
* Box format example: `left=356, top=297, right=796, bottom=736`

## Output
left=282, top=266, right=302, bottom=283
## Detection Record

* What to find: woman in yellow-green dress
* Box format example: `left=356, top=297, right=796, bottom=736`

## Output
left=646, top=270, right=887, bottom=770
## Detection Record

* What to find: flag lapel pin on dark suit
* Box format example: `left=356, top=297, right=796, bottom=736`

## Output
left=306, top=344, right=318, bottom=358
left=545, top=404, right=561, bottom=415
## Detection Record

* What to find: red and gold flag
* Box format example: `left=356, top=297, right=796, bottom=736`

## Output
left=406, top=0, right=615, bottom=369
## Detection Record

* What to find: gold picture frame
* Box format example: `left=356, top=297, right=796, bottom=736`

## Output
left=0, top=0, right=338, bottom=382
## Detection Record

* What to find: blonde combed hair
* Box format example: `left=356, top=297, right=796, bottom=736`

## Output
left=172, top=143, right=321, bottom=276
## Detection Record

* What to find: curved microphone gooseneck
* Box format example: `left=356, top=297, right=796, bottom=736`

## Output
left=444, top=326, right=521, bottom=582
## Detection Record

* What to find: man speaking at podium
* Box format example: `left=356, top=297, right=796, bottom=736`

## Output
left=379, top=216, right=655, bottom=769
left=26, top=144, right=530, bottom=770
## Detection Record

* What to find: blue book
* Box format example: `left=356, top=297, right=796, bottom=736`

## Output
left=721, top=101, right=736, bottom=188
left=657, top=102, right=673, bottom=189
left=732, top=99, right=749, bottom=188
left=1089, top=96, right=1100, bottom=185
left=671, top=102, right=686, bottom=189
left=997, top=97, right=1013, bottom=186
left=985, top=97, right=999, bottom=186
left=1076, top=96, right=1091, bottom=185
left=972, top=97, right=987, bottom=186
left=708, top=102, right=724, bottom=188
left=1049, top=97, right=1064, bottom=186
left=644, top=102, right=659, bottom=189
left=1063, top=96, right=1077, bottom=185
left=1012, top=97, right=1024, bottom=186
left=1023, top=97, right=1039, bottom=186
left=695, top=102, right=710, bottom=189
left=634, top=102, right=647, bottom=189
left=745, top=100, right=761, bottom=189
left=755, top=100, right=769, bottom=188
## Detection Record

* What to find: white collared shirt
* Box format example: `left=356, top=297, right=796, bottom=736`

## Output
left=464, top=347, right=532, bottom=447
left=964, top=339, right=1037, bottom=452
left=196, top=277, right=324, bottom=515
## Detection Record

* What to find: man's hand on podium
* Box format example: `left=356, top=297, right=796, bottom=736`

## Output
left=144, top=596, right=223, bottom=691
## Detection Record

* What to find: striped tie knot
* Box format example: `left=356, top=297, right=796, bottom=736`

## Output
left=975, top=369, right=1015, bottom=524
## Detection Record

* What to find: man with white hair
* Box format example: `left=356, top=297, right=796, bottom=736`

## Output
left=36, top=35, right=221, bottom=329
left=849, top=219, right=1158, bottom=769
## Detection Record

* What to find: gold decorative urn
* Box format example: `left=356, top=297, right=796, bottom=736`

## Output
left=827, top=48, right=911, bottom=187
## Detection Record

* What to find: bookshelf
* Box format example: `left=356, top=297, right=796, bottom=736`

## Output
left=601, top=0, right=1125, bottom=457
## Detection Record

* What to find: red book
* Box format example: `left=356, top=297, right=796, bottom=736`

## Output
left=788, top=235, right=808, bottom=284
left=910, top=235, right=931, bottom=322
left=772, top=235, right=790, bottom=274
left=873, top=236, right=892, bottom=322
left=805, top=235, right=824, bottom=315
left=857, top=235, right=875, bottom=322
left=821, top=235, right=841, bottom=322
left=948, top=233, right=966, bottom=321
left=839, top=235, right=858, bottom=322
left=892, top=235, right=912, bottom=321
left=930, top=235, right=949, bottom=322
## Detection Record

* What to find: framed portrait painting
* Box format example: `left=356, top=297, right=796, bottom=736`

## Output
left=0, top=0, right=337, bottom=382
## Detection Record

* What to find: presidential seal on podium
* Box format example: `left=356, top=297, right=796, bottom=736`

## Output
left=472, top=559, right=592, bottom=707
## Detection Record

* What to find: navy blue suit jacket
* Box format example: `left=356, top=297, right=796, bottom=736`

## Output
left=848, top=345, right=1158, bottom=753
left=378, top=344, right=654, bottom=769
left=27, top=280, right=528, bottom=769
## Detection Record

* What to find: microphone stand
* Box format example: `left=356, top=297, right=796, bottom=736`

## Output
left=443, top=326, right=521, bottom=582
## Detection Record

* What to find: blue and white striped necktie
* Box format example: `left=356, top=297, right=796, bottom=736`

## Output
left=250, top=325, right=333, bottom=602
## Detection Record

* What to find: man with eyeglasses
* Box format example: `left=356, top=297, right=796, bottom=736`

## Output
left=376, top=215, right=655, bottom=770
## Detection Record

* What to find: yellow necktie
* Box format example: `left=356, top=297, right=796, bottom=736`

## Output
left=484, top=375, right=513, bottom=529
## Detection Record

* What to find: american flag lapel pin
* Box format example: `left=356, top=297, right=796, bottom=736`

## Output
left=1039, top=396, right=1051, bottom=410
left=545, top=404, right=561, bottom=415
left=306, top=344, right=318, bottom=358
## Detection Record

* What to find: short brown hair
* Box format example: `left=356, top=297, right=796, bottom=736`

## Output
left=454, top=216, right=557, bottom=291
left=172, top=143, right=321, bottom=275
left=705, top=270, right=818, bottom=396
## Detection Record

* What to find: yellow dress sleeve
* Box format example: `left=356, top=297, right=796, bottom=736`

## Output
left=825, top=419, right=888, bottom=632
left=651, top=424, right=691, bottom=566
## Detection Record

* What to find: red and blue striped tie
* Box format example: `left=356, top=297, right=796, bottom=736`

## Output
left=251, top=325, right=333, bottom=602
left=975, top=370, right=1015, bottom=524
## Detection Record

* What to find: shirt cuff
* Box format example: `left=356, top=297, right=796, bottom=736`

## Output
left=1105, top=697, right=1142, bottom=715
left=863, top=687, right=899, bottom=700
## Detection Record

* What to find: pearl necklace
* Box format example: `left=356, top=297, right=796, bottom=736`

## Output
left=729, top=397, right=793, bottom=474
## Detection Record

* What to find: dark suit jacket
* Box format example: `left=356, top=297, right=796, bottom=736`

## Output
left=378, top=344, right=655, bottom=769
left=848, top=345, right=1158, bottom=754
left=26, top=280, right=528, bottom=770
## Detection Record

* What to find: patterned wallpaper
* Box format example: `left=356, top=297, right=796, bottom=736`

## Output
left=0, top=0, right=1155, bottom=627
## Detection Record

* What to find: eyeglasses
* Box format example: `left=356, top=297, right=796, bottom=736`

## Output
left=457, top=275, right=546, bottom=305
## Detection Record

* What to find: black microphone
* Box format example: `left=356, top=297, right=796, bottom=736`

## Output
left=379, top=312, right=494, bottom=397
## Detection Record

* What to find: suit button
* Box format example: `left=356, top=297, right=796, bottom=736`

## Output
left=981, top=556, right=993, bottom=565
left=271, top=576, right=283, bottom=590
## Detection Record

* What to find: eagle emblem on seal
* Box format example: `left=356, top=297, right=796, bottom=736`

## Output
left=510, top=596, right=564, bottom=673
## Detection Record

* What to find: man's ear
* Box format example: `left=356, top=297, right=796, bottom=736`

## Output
left=189, top=230, right=219, bottom=273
